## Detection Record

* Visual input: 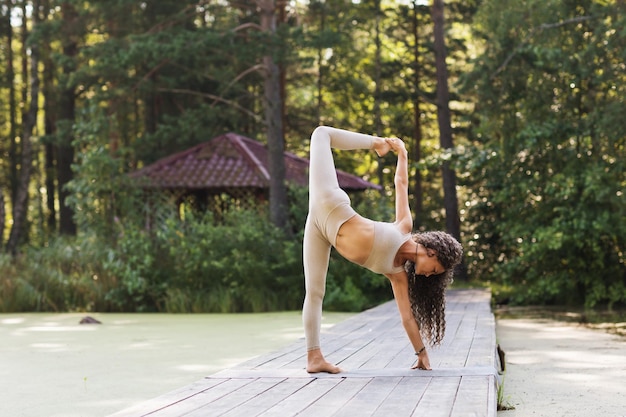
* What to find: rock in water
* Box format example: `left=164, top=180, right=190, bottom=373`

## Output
left=79, top=316, right=102, bottom=324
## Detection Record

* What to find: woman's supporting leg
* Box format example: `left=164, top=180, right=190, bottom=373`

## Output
left=302, top=216, right=341, bottom=373
left=302, top=215, right=330, bottom=352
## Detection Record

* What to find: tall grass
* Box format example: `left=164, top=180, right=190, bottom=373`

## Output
left=0, top=237, right=113, bottom=312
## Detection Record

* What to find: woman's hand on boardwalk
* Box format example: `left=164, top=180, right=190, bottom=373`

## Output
left=412, top=350, right=432, bottom=370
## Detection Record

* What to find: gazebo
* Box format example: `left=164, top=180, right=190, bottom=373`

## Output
left=130, top=132, right=380, bottom=216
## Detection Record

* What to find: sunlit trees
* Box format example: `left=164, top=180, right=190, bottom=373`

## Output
left=462, top=0, right=626, bottom=306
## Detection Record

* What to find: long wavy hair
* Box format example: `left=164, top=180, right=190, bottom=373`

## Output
left=405, top=231, right=463, bottom=346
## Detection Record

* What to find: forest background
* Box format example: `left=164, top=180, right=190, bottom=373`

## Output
left=0, top=0, right=624, bottom=314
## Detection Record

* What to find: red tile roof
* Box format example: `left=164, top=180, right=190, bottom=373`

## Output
left=130, top=132, right=381, bottom=191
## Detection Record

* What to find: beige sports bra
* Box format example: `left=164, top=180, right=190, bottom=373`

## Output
left=359, top=222, right=412, bottom=274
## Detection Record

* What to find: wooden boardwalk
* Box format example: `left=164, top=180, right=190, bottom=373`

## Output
left=109, top=289, right=499, bottom=417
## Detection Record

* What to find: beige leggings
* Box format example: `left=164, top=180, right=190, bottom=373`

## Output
left=302, top=126, right=376, bottom=351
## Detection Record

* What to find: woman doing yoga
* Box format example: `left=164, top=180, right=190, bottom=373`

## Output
left=303, top=126, right=463, bottom=374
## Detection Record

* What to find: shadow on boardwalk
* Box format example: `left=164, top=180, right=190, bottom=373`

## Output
left=109, top=289, right=498, bottom=417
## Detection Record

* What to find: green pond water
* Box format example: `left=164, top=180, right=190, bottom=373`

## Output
left=0, top=311, right=354, bottom=417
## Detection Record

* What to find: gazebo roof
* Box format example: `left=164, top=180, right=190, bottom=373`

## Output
left=130, top=132, right=381, bottom=191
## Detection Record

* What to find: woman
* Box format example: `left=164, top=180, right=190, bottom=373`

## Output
left=303, top=126, right=463, bottom=373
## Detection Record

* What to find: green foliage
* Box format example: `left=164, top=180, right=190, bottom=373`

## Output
left=158, top=210, right=305, bottom=312
left=461, top=0, right=626, bottom=307
left=324, top=254, right=391, bottom=311
left=0, top=200, right=394, bottom=312
left=73, top=0, right=269, bottom=166
left=101, top=225, right=164, bottom=312
left=0, top=237, right=111, bottom=312
left=66, top=104, right=147, bottom=238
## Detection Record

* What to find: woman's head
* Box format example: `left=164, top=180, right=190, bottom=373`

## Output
left=416, top=231, right=463, bottom=272
left=406, top=231, right=463, bottom=346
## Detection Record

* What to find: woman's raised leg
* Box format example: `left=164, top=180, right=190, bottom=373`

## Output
left=308, top=127, right=388, bottom=195
left=302, top=126, right=387, bottom=373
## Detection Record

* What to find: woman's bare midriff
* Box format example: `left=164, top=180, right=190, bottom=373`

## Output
left=335, top=214, right=375, bottom=265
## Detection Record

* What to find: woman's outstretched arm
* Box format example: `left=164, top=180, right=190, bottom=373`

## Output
left=386, top=271, right=431, bottom=370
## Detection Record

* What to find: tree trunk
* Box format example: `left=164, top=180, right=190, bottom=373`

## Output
left=411, top=0, right=424, bottom=228
left=258, top=0, right=289, bottom=232
left=42, top=0, right=57, bottom=233
left=374, top=0, right=385, bottom=197
left=431, top=0, right=465, bottom=278
left=56, top=1, right=78, bottom=236
left=7, top=0, right=41, bottom=254
left=0, top=190, right=5, bottom=248
left=315, top=3, right=325, bottom=122
left=277, top=0, right=288, bottom=135
left=5, top=2, right=18, bottom=205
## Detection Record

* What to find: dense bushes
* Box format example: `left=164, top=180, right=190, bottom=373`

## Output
left=0, top=208, right=391, bottom=313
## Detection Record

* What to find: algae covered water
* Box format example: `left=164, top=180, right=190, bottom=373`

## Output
left=0, top=311, right=353, bottom=417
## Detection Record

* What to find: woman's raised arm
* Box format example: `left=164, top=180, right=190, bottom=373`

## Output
left=386, top=138, right=412, bottom=234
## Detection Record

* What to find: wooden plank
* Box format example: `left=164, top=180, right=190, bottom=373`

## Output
left=450, top=376, right=490, bottom=417
left=371, top=376, right=431, bottom=417
left=437, top=334, right=473, bottom=367
left=332, top=377, right=402, bottom=417
left=411, top=377, right=461, bottom=417
left=146, top=378, right=255, bottom=417
left=106, top=378, right=228, bottom=417
left=466, top=316, right=497, bottom=368
left=335, top=337, right=391, bottom=370
left=360, top=335, right=407, bottom=369
left=256, top=378, right=343, bottom=417
left=209, top=368, right=309, bottom=379
left=219, top=378, right=313, bottom=417
left=296, top=378, right=372, bottom=417
left=242, top=343, right=304, bottom=370
left=183, top=378, right=289, bottom=417
left=384, top=341, right=416, bottom=369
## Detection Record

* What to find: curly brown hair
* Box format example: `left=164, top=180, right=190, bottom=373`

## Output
left=405, top=231, right=463, bottom=346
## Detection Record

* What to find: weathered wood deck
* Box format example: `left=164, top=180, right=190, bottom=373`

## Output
left=109, top=289, right=499, bottom=417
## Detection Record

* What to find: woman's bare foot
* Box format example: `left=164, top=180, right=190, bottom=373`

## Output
left=306, top=349, right=342, bottom=374
left=372, top=137, right=391, bottom=157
